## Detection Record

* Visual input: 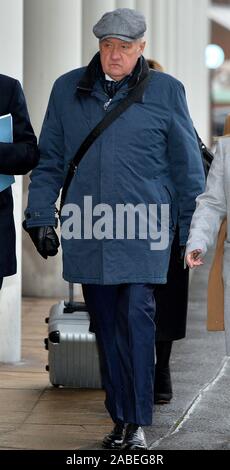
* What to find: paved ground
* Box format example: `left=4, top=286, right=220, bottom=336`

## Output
left=148, top=251, right=229, bottom=450
left=0, top=250, right=228, bottom=450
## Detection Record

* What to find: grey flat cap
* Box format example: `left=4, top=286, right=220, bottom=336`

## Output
left=93, top=8, right=146, bottom=42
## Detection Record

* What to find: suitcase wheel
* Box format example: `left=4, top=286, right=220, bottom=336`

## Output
left=45, top=317, right=49, bottom=324
left=49, top=331, right=60, bottom=344
left=45, top=365, right=49, bottom=372
left=44, top=338, right=48, bottom=350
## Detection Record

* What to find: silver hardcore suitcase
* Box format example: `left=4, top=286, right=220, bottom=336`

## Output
left=44, top=283, right=102, bottom=388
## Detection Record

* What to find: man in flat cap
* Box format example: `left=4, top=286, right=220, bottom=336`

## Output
left=24, top=8, right=205, bottom=449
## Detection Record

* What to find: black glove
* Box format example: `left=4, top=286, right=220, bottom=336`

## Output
left=23, top=221, right=60, bottom=259
left=177, top=245, right=186, bottom=265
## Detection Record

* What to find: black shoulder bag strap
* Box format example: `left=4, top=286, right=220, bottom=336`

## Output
left=59, top=73, right=150, bottom=213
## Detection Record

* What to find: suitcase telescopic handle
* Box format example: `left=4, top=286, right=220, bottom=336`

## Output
left=64, top=282, right=88, bottom=313
left=69, top=282, right=74, bottom=304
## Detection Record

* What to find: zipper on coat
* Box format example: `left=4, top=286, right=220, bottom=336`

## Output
left=77, top=83, right=115, bottom=112
left=104, top=98, right=112, bottom=111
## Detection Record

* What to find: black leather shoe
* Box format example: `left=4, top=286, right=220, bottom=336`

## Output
left=102, top=422, right=125, bottom=449
left=122, top=424, right=148, bottom=450
left=154, top=365, right=173, bottom=404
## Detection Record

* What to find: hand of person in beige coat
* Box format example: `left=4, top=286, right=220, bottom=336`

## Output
left=186, top=249, right=203, bottom=268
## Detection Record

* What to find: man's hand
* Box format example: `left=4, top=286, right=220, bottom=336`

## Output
left=23, top=222, right=59, bottom=259
left=186, top=249, right=203, bottom=269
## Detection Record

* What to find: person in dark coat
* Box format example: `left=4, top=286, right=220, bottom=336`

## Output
left=0, top=74, right=39, bottom=288
left=24, top=8, right=205, bottom=449
left=147, top=59, right=190, bottom=405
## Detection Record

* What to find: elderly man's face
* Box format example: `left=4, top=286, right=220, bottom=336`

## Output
left=99, top=37, right=146, bottom=81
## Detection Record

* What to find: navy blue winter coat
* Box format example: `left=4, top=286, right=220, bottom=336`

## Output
left=0, top=74, right=39, bottom=278
left=25, top=55, right=205, bottom=284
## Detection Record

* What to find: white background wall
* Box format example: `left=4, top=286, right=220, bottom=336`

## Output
left=151, top=0, right=210, bottom=142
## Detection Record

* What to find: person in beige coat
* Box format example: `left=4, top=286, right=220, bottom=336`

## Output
left=186, top=136, right=230, bottom=354
left=206, top=116, right=230, bottom=331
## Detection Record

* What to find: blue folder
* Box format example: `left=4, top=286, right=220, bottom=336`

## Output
left=0, top=113, right=15, bottom=192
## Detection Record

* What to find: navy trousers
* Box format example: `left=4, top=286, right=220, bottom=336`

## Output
left=82, top=284, right=156, bottom=426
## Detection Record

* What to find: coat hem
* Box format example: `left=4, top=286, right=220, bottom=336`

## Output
left=63, top=273, right=167, bottom=285
left=0, top=269, right=17, bottom=278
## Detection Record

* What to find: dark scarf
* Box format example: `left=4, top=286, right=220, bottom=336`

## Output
left=77, top=52, right=149, bottom=96
left=103, top=76, right=128, bottom=98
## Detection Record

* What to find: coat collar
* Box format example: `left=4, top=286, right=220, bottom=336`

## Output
left=76, top=52, right=150, bottom=101
left=77, top=52, right=102, bottom=92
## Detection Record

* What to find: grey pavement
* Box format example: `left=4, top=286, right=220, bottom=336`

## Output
left=146, top=250, right=230, bottom=450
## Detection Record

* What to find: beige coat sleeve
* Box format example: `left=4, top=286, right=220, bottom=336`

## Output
left=186, top=139, right=227, bottom=257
